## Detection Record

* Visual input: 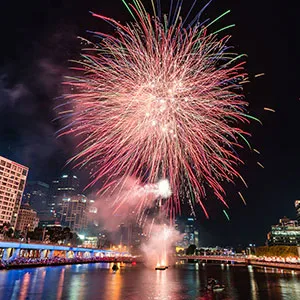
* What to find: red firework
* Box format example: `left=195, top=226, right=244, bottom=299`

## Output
left=60, top=0, right=254, bottom=219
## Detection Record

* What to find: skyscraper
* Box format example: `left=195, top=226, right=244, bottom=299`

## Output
left=49, top=174, right=80, bottom=218
left=0, top=156, right=28, bottom=228
left=60, top=194, right=87, bottom=231
left=53, top=174, right=80, bottom=197
left=176, top=217, right=199, bottom=248
left=184, top=217, right=199, bottom=247
left=23, top=181, right=49, bottom=214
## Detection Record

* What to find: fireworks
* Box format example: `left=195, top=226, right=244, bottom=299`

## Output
left=60, top=0, right=257, bottom=218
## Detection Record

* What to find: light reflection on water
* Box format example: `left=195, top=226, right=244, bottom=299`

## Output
left=0, top=263, right=299, bottom=300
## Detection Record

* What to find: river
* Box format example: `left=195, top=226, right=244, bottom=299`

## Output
left=0, top=262, right=299, bottom=299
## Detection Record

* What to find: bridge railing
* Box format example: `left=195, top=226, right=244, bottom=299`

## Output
left=175, top=254, right=300, bottom=267
left=176, top=254, right=247, bottom=261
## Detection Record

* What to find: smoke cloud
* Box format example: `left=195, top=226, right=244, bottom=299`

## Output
left=141, top=223, right=182, bottom=268
left=89, top=176, right=169, bottom=231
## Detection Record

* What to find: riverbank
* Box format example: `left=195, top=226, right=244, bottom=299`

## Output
left=0, top=256, right=136, bottom=270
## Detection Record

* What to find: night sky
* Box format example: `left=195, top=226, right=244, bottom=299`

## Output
left=0, top=0, right=299, bottom=246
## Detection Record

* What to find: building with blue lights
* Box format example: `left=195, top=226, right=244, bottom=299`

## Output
left=175, top=217, right=199, bottom=248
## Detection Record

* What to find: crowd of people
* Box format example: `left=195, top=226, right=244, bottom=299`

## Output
left=0, top=256, right=134, bottom=269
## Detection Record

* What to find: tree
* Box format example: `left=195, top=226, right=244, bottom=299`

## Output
left=1, top=222, right=14, bottom=238
left=186, top=244, right=196, bottom=255
left=70, top=232, right=81, bottom=246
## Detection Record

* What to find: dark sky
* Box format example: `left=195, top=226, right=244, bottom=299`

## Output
left=0, top=0, right=299, bottom=246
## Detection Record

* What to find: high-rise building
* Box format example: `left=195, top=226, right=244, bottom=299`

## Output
left=60, top=194, right=87, bottom=232
left=176, top=217, right=199, bottom=248
left=0, top=156, right=28, bottom=228
left=295, top=200, right=300, bottom=223
left=128, top=223, right=144, bottom=248
left=117, top=223, right=128, bottom=246
left=23, top=181, right=49, bottom=214
left=50, top=174, right=80, bottom=198
left=15, top=203, right=39, bottom=232
left=184, top=217, right=199, bottom=247
left=49, top=174, right=80, bottom=218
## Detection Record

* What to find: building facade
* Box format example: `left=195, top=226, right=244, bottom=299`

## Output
left=267, top=217, right=300, bottom=246
left=183, top=217, right=199, bottom=248
left=60, top=194, right=87, bottom=232
left=15, top=203, right=39, bottom=232
left=23, top=181, right=49, bottom=214
left=49, top=174, right=80, bottom=219
left=295, top=200, right=300, bottom=223
left=175, top=217, right=199, bottom=248
left=0, top=156, right=28, bottom=228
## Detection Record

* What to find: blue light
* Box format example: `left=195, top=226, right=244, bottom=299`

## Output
left=0, top=241, right=119, bottom=255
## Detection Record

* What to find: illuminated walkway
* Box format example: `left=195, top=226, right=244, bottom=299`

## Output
left=176, top=255, right=300, bottom=270
left=0, top=240, right=128, bottom=261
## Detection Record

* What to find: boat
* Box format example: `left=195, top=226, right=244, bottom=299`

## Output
left=112, top=264, right=119, bottom=271
left=210, top=285, right=225, bottom=292
left=206, top=278, right=225, bottom=292
left=155, top=266, right=168, bottom=270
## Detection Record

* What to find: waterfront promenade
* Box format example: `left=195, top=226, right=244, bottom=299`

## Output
left=1, top=240, right=300, bottom=271
left=0, top=240, right=134, bottom=269
left=177, top=255, right=300, bottom=270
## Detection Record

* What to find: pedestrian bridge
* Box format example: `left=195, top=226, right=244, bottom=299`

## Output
left=176, top=255, right=300, bottom=270
left=0, top=240, right=128, bottom=261
left=176, top=255, right=247, bottom=263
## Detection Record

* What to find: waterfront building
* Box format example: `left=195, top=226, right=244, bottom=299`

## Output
left=15, top=203, right=39, bottom=232
left=22, top=181, right=49, bottom=214
left=81, top=236, right=99, bottom=248
left=60, top=194, right=87, bottom=231
left=267, top=217, right=300, bottom=246
left=0, top=156, right=28, bottom=228
left=295, top=200, right=300, bottom=223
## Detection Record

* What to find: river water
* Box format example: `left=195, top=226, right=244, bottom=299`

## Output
left=0, top=262, right=299, bottom=300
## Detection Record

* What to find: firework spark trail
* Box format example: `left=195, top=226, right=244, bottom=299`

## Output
left=60, top=0, right=258, bottom=219
left=238, top=191, right=247, bottom=206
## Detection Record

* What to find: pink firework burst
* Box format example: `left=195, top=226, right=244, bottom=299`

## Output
left=60, top=0, right=256, bottom=219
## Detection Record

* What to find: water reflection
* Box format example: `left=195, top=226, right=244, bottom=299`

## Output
left=155, top=268, right=169, bottom=299
left=56, top=268, right=65, bottom=300
left=105, top=265, right=123, bottom=300
left=70, top=271, right=86, bottom=300
left=0, top=264, right=299, bottom=299
left=19, top=272, right=30, bottom=300
left=248, top=265, right=258, bottom=300
left=280, top=276, right=300, bottom=300
left=31, top=269, right=46, bottom=300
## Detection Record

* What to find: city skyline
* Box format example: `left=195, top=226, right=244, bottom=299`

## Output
left=0, top=0, right=299, bottom=246
left=3, top=158, right=300, bottom=248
